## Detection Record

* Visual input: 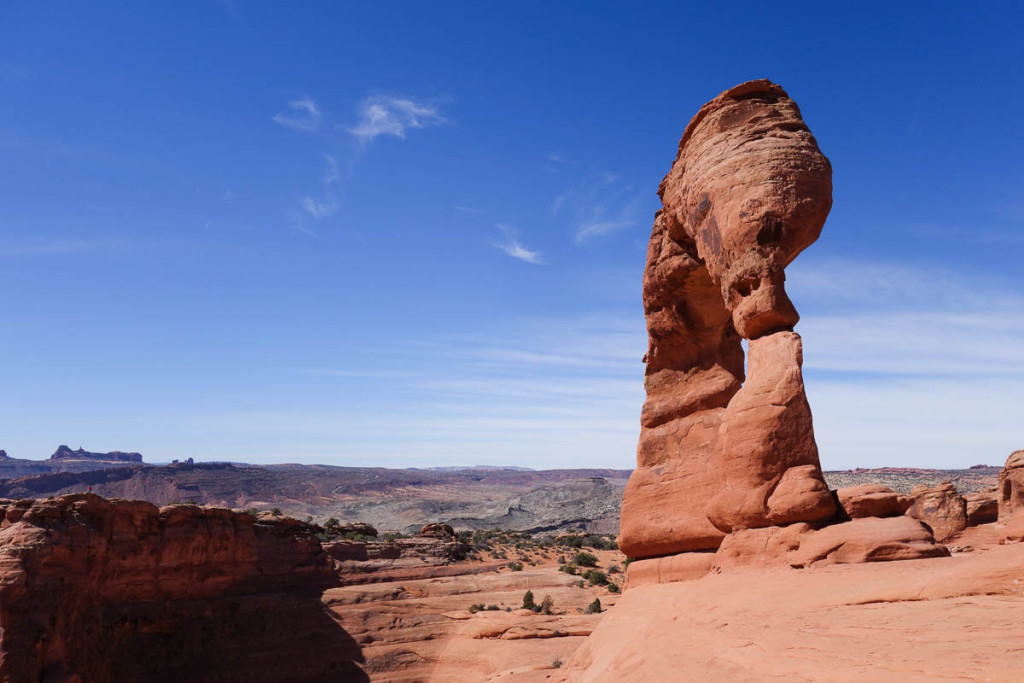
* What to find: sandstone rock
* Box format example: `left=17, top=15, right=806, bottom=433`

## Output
left=905, top=481, right=968, bottom=542
left=836, top=484, right=908, bottom=519
left=0, top=494, right=364, bottom=682
left=619, top=79, right=835, bottom=558
left=789, top=516, right=950, bottom=567
left=965, top=489, right=999, bottom=526
left=997, top=449, right=1024, bottom=520
left=420, top=522, right=456, bottom=538
left=624, top=552, right=714, bottom=588
left=710, top=523, right=812, bottom=571
left=1000, top=513, right=1024, bottom=543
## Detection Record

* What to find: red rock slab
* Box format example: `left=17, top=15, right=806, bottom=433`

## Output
left=906, top=481, right=968, bottom=542
left=835, top=483, right=909, bottom=518
left=558, top=542, right=1024, bottom=682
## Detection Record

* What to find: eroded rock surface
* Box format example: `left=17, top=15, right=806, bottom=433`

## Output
left=905, top=481, right=968, bottom=542
left=998, top=450, right=1024, bottom=519
left=620, top=79, right=835, bottom=558
left=0, top=494, right=364, bottom=682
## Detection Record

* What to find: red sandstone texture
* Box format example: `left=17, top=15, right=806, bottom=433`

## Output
left=0, top=494, right=364, bottom=683
left=620, top=79, right=839, bottom=558
left=998, top=449, right=1024, bottom=519
left=905, top=481, right=968, bottom=542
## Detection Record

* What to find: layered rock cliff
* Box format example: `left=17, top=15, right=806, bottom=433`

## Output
left=0, top=494, right=367, bottom=682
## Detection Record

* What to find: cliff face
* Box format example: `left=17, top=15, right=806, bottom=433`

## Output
left=49, top=444, right=143, bottom=463
left=0, top=494, right=367, bottom=682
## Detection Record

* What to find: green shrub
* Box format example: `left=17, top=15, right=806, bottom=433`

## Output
left=583, top=569, right=608, bottom=586
left=468, top=603, right=485, bottom=614
left=324, top=517, right=340, bottom=528
left=508, top=561, right=524, bottom=571
left=486, top=604, right=500, bottom=611
left=585, top=598, right=602, bottom=614
left=573, top=551, right=598, bottom=567
left=607, top=583, right=620, bottom=593
left=558, top=564, right=578, bottom=575
left=556, top=555, right=566, bottom=565
left=522, top=590, right=537, bottom=611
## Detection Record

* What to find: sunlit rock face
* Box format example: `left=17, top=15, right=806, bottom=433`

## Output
left=619, top=79, right=835, bottom=559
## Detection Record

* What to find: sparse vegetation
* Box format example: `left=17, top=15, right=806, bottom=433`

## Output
left=522, top=590, right=537, bottom=611
left=572, top=551, right=599, bottom=567
left=540, top=594, right=554, bottom=615
left=508, top=561, right=524, bottom=571
left=585, top=598, right=602, bottom=614
left=607, top=582, right=620, bottom=593
left=583, top=569, right=608, bottom=586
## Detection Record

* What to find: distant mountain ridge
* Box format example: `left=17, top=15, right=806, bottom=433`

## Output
left=49, top=445, right=143, bottom=463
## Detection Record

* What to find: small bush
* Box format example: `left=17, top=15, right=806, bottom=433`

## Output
left=607, top=583, right=620, bottom=593
left=552, top=655, right=563, bottom=669
left=522, top=590, right=536, bottom=611
left=558, top=564, right=578, bottom=575
left=271, top=508, right=283, bottom=516
left=585, top=598, right=602, bottom=614
left=324, top=517, right=340, bottom=528
left=508, top=561, right=524, bottom=571
left=573, top=551, right=599, bottom=568
left=623, top=557, right=633, bottom=568
left=468, top=603, right=485, bottom=614
left=556, top=555, right=566, bottom=565
left=583, top=569, right=608, bottom=586
left=540, top=595, right=554, bottom=615
left=486, top=604, right=500, bottom=611
left=607, top=564, right=620, bottom=574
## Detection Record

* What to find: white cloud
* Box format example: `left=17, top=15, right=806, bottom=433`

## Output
left=272, top=97, right=322, bottom=132
left=348, top=96, right=444, bottom=142
left=493, top=225, right=543, bottom=264
left=553, top=172, right=648, bottom=244
left=299, top=196, right=337, bottom=219
left=323, top=154, right=340, bottom=184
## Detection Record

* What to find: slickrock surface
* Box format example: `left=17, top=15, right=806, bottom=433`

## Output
left=0, top=494, right=364, bottom=683
left=620, top=79, right=835, bottom=558
left=324, top=542, right=624, bottom=682
left=559, top=533, right=1024, bottom=682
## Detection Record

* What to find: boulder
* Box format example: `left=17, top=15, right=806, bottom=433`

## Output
left=789, top=516, right=950, bottom=567
left=619, top=79, right=835, bottom=558
left=965, top=489, right=999, bottom=526
left=419, top=522, right=456, bottom=538
left=836, top=484, right=909, bottom=519
left=997, top=450, right=1024, bottom=520
left=905, top=482, right=967, bottom=542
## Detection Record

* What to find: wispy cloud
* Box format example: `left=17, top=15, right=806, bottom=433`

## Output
left=272, top=97, right=322, bottom=132
left=552, top=172, right=648, bottom=244
left=348, top=96, right=445, bottom=142
left=454, top=206, right=484, bottom=214
left=493, top=225, right=543, bottom=264
left=299, top=196, right=337, bottom=220
left=0, top=237, right=125, bottom=256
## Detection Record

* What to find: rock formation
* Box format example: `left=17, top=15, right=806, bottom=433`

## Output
left=905, top=481, right=968, bottom=542
left=998, top=450, right=1024, bottom=519
left=965, top=489, right=999, bottom=525
left=0, top=494, right=366, bottom=682
left=49, top=444, right=143, bottom=463
left=835, top=484, right=910, bottom=519
left=620, top=79, right=836, bottom=558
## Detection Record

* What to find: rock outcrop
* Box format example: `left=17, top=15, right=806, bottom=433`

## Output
left=420, top=522, right=456, bottom=538
left=965, top=488, right=999, bottom=526
left=0, top=494, right=366, bottom=682
left=49, top=444, right=143, bottom=463
left=835, top=484, right=909, bottom=519
left=905, top=481, right=968, bottom=542
left=619, top=79, right=836, bottom=558
left=998, top=450, right=1024, bottom=519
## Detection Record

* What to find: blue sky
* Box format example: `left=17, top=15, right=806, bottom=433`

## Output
left=1, top=1, right=1022, bottom=469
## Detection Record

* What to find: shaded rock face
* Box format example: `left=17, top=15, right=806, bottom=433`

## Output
left=0, top=494, right=366, bottom=682
left=49, top=444, right=143, bottom=463
left=620, top=80, right=835, bottom=558
left=965, top=489, right=999, bottom=526
left=420, top=522, right=456, bottom=538
left=905, top=482, right=968, bottom=543
left=998, top=450, right=1024, bottom=520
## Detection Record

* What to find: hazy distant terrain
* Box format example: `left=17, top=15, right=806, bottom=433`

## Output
left=0, top=454, right=999, bottom=534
